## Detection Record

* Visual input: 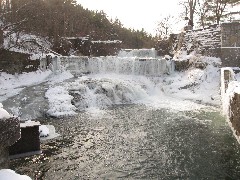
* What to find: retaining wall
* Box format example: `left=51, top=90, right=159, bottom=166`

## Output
left=221, top=22, right=240, bottom=67
left=0, top=117, right=20, bottom=168
left=173, top=22, right=240, bottom=67
left=221, top=67, right=240, bottom=141
left=229, top=93, right=240, bottom=137
left=184, top=24, right=221, bottom=57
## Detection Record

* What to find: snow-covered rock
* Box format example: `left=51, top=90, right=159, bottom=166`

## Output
left=0, top=103, right=11, bottom=120
left=45, top=86, right=77, bottom=117
left=39, top=125, right=50, bottom=137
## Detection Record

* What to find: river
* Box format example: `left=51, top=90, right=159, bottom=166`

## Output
left=6, top=52, right=240, bottom=179
left=10, top=104, right=240, bottom=179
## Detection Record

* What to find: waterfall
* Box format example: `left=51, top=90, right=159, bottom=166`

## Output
left=59, top=49, right=174, bottom=76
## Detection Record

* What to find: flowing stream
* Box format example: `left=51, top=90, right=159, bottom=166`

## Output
left=10, top=105, right=240, bottom=179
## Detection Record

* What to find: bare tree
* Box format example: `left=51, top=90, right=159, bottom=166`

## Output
left=156, top=15, right=176, bottom=38
left=180, top=0, right=198, bottom=26
left=196, top=0, right=209, bottom=28
left=206, top=0, right=240, bottom=24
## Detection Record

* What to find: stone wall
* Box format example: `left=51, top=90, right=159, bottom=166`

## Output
left=172, top=22, right=240, bottom=67
left=221, top=22, right=240, bottom=47
left=0, top=49, right=39, bottom=74
left=221, top=22, right=240, bottom=67
left=173, top=24, right=221, bottom=57
left=184, top=24, right=221, bottom=57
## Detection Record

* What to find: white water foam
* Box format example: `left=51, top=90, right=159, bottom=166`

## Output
left=45, top=53, right=221, bottom=117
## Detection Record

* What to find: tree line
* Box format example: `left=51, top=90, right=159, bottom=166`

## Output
left=183, top=0, right=240, bottom=27
left=0, top=0, right=156, bottom=50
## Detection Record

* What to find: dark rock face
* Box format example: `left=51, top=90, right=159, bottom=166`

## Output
left=0, top=147, right=9, bottom=168
left=155, top=39, right=170, bottom=56
left=174, top=60, right=190, bottom=71
left=0, top=29, right=3, bottom=47
left=61, top=37, right=122, bottom=56
left=0, top=117, right=20, bottom=168
left=0, top=49, right=39, bottom=74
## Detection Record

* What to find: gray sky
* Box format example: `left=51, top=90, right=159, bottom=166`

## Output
left=76, top=0, right=184, bottom=35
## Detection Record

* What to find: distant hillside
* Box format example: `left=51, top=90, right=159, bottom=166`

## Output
left=0, top=0, right=156, bottom=52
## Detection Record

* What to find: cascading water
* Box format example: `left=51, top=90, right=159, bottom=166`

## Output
left=44, top=49, right=175, bottom=114
left=59, top=49, right=174, bottom=76
left=46, top=49, right=218, bottom=116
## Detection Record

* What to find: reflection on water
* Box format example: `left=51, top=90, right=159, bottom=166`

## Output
left=10, top=105, right=240, bottom=179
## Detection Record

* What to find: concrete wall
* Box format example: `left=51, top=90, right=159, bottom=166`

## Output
left=229, top=93, right=240, bottom=136
left=221, top=22, right=240, bottom=67
left=221, top=68, right=240, bottom=141
left=221, top=48, right=240, bottom=67
left=221, top=22, right=240, bottom=47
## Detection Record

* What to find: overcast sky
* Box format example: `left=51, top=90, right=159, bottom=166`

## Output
left=76, top=0, right=184, bottom=35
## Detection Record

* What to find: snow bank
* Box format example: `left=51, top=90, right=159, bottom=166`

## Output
left=39, top=125, right=50, bottom=137
left=0, top=103, right=11, bottom=120
left=164, top=56, right=221, bottom=106
left=45, top=86, right=77, bottom=117
left=0, top=169, right=31, bottom=180
left=0, top=70, right=52, bottom=102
